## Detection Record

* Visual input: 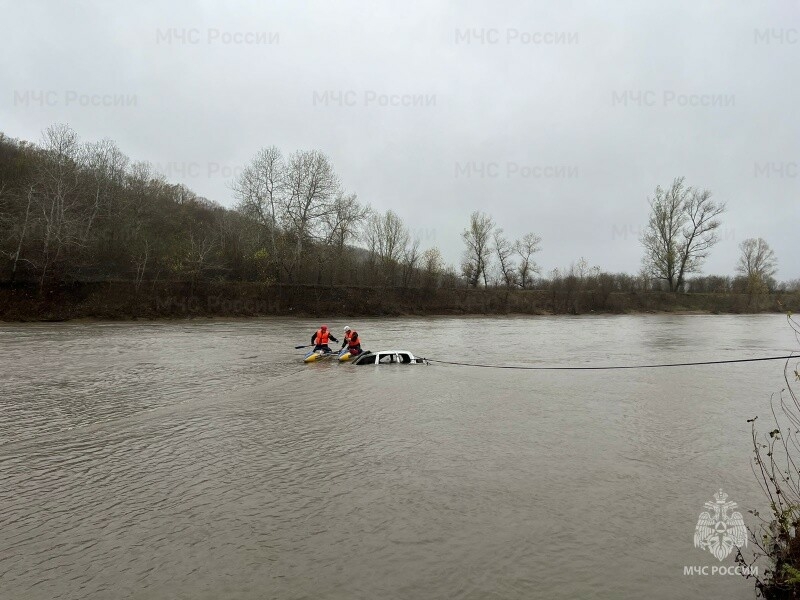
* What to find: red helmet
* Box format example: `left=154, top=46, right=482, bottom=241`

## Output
left=321, top=324, right=328, bottom=330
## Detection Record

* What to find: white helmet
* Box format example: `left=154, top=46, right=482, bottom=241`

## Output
left=343, top=326, right=351, bottom=332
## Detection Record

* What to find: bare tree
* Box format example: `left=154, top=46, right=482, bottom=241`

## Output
left=132, top=238, right=150, bottom=292
left=233, top=147, right=343, bottom=282
left=282, top=150, right=340, bottom=280
left=169, top=229, right=219, bottom=292
left=283, top=150, right=340, bottom=238
left=676, top=188, right=726, bottom=289
left=420, top=247, right=443, bottom=288
left=232, top=146, right=287, bottom=281
left=364, top=210, right=410, bottom=263
left=322, top=192, right=368, bottom=250
left=188, top=232, right=218, bottom=275
left=641, top=177, right=725, bottom=291
left=0, top=184, right=35, bottom=279
left=363, top=209, right=410, bottom=283
left=575, top=257, right=590, bottom=280
left=493, top=228, right=516, bottom=287
left=400, top=236, right=421, bottom=288
left=461, top=211, right=494, bottom=287
left=32, top=124, right=84, bottom=287
left=515, top=232, right=541, bottom=288
left=737, top=237, right=777, bottom=297
left=232, top=146, right=284, bottom=231
left=80, top=138, right=129, bottom=242
left=314, top=192, right=368, bottom=284
left=641, top=178, right=688, bottom=292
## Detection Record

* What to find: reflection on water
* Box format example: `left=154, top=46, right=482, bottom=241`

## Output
left=0, top=315, right=793, bottom=599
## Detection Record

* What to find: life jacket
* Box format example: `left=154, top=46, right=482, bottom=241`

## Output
left=315, top=329, right=330, bottom=345
left=347, top=332, right=360, bottom=349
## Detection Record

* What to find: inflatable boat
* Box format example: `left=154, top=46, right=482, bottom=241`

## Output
left=303, top=347, right=350, bottom=363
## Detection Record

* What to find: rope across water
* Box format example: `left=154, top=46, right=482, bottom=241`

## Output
left=425, top=354, right=798, bottom=370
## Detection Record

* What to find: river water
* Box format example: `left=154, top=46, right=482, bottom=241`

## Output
left=1, top=315, right=796, bottom=599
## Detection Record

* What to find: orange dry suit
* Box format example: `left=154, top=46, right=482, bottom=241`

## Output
left=311, top=329, right=337, bottom=349
left=343, top=331, right=362, bottom=354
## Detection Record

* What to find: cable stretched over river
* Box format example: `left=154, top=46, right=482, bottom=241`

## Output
left=426, top=354, right=798, bottom=371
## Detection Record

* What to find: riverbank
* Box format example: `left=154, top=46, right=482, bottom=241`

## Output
left=1, top=281, right=797, bottom=322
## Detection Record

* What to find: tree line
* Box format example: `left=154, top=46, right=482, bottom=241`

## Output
left=458, top=177, right=789, bottom=300
left=0, top=125, right=794, bottom=301
left=0, top=125, right=455, bottom=291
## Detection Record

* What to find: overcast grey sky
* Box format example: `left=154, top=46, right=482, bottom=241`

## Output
left=2, top=0, right=798, bottom=279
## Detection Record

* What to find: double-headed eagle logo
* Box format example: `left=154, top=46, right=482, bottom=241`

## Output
left=693, top=489, right=747, bottom=561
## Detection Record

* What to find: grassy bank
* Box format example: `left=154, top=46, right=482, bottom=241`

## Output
left=1, top=281, right=798, bottom=321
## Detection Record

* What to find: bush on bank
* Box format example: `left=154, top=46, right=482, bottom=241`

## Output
left=1, top=281, right=798, bottom=321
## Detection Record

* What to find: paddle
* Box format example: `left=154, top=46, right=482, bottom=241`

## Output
left=295, top=343, right=338, bottom=351
left=296, top=337, right=341, bottom=350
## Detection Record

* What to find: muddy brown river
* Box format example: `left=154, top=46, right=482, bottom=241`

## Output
left=1, top=315, right=795, bottom=599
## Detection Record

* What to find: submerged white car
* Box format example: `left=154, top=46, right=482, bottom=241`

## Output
left=351, top=350, right=427, bottom=365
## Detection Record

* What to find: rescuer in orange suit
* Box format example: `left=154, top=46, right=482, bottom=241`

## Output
left=341, top=326, right=363, bottom=356
left=311, top=324, right=338, bottom=352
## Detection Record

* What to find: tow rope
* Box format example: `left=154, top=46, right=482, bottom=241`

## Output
left=426, top=354, right=797, bottom=371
